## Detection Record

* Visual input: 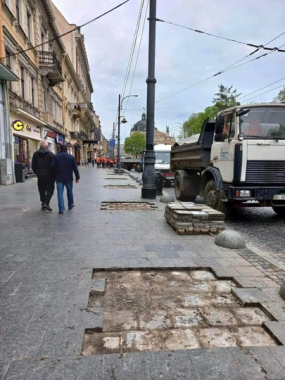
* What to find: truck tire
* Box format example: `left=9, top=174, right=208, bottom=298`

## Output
left=272, top=206, right=285, bottom=217
left=204, top=180, right=226, bottom=213
left=175, top=175, right=196, bottom=202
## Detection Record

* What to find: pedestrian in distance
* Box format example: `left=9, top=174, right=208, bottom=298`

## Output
left=32, top=140, right=55, bottom=211
left=96, top=156, right=101, bottom=168
left=51, top=144, right=80, bottom=214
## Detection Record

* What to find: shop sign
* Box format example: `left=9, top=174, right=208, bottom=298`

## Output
left=56, top=134, right=64, bottom=144
left=45, top=131, right=57, bottom=139
left=12, top=120, right=25, bottom=131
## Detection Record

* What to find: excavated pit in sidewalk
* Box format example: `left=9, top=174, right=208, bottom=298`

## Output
left=81, top=269, right=280, bottom=356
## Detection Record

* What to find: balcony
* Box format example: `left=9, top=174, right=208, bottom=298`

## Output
left=38, top=51, right=63, bottom=87
left=72, top=104, right=81, bottom=119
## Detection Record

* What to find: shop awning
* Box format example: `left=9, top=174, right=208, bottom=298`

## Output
left=83, top=140, right=98, bottom=144
left=0, top=62, right=19, bottom=81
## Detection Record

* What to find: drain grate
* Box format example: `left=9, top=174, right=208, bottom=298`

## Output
left=101, top=202, right=156, bottom=210
left=82, top=269, right=277, bottom=356
left=103, top=185, right=137, bottom=189
left=0, top=206, right=29, bottom=214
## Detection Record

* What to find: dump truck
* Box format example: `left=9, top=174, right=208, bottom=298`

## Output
left=171, top=103, right=285, bottom=216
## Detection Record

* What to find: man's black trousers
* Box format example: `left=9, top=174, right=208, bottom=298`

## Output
left=37, top=179, right=55, bottom=205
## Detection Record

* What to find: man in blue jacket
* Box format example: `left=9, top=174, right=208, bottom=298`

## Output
left=51, top=144, right=80, bottom=214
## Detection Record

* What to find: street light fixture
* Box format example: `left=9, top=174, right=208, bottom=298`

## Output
left=117, top=94, right=138, bottom=168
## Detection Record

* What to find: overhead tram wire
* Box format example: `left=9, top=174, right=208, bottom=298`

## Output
left=156, top=19, right=285, bottom=53
left=0, top=0, right=130, bottom=60
left=238, top=77, right=285, bottom=101
left=120, top=0, right=145, bottom=99
left=123, top=0, right=149, bottom=114
left=113, top=0, right=144, bottom=129
left=243, top=84, right=285, bottom=103
left=156, top=36, right=285, bottom=104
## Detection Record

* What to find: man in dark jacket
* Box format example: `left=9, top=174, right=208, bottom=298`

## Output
left=51, top=144, right=80, bottom=214
left=32, top=140, right=55, bottom=211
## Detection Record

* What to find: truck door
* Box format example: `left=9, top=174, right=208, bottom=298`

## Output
left=211, top=112, right=236, bottom=183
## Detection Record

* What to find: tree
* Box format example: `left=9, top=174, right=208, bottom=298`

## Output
left=273, top=86, right=285, bottom=103
left=124, top=132, right=146, bottom=158
left=180, top=84, right=241, bottom=138
left=212, top=84, right=241, bottom=111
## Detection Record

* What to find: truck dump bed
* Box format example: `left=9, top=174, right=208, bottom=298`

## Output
left=171, top=120, right=215, bottom=171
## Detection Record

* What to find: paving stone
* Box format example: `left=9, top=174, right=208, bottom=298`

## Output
left=189, top=347, right=247, bottom=380
left=102, top=354, right=150, bottom=380
left=269, top=346, right=285, bottom=369
left=36, top=328, right=84, bottom=358
left=264, top=321, right=285, bottom=345
left=228, top=347, right=268, bottom=380
left=248, top=346, right=285, bottom=379
left=234, top=276, right=280, bottom=288
left=146, top=350, right=199, bottom=380
left=92, top=279, right=106, bottom=294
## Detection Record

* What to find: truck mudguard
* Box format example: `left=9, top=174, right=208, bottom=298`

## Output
left=201, top=167, right=223, bottom=192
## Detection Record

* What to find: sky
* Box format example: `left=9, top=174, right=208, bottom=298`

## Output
left=52, top=0, right=285, bottom=142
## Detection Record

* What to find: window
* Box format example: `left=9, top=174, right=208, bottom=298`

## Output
left=31, top=77, right=35, bottom=106
left=5, top=50, right=12, bottom=91
left=20, top=67, right=25, bottom=99
left=16, top=0, right=21, bottom=25
left=223, top=114, right=235, bottom=139
left=27, top=7, right=33, bottom=43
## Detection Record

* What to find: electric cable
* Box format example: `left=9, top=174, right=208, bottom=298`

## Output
left=157, top=19, right=285, bottom=53
left=120, top=0, right=145, bottom=99
left=243, top=84, right=285, bottom=103
left=156, top=40, right=285, bottom=104
left=123, top=0, right=149, bottom=113
left=0, top=0, right=129, bottom=60
left=238, top=77, right=285, bottom=100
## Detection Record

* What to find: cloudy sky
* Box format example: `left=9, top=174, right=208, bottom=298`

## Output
left=52, top=0, right=285, bottom=141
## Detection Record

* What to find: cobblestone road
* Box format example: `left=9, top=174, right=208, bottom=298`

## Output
left=161, top=186, right=285, bottom=268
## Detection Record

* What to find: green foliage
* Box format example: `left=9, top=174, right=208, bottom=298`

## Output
left=180, top=84, right=240, bottom=137
left=124, top=132, right=146, bottom=158
left=273, top=86, right=285, bottom=103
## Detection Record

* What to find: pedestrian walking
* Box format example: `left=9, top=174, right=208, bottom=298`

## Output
left=96, top=156, right=101, bottom=168
left=51, top=144, right=80, bottom=214
left=32, top=140, right=55, bottom=211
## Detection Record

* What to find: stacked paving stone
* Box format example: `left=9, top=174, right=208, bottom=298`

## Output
left=165, top=202, right=225, bottom=234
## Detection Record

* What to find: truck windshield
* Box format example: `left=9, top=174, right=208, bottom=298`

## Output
left=155, top=152, right=170, bottom=164
left=239, top=106, right=285, bottom=139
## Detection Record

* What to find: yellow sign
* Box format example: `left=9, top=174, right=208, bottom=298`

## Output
left=12, top=120, right=24, bottom=131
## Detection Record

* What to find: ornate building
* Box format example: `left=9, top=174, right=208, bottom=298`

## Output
left=130, top=113, right=175, bottom=145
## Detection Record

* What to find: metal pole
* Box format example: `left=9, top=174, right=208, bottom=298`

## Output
left=141, top=0, right=157, bottom=199
left=112, top=122, right=115, bottom=160
left=117, top=94, right=121, bottom=168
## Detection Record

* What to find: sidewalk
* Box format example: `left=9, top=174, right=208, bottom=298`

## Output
left=0, top=167, right=285, bottom=379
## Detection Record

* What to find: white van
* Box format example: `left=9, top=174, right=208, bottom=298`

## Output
left=154, top=144, right=174, bottom=186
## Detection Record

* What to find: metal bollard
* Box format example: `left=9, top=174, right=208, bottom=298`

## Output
left=156, top=171, right=163, bottom=195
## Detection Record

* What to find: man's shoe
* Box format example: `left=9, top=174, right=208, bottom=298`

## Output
left=69, top=204, right=75, bottom=210
left=59, top=211, right=64, bottom=214
left=42, top=204, right=48, bottom=210
left=45, top=204, right=52, bottom=211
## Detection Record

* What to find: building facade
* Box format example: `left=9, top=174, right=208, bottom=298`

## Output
left=0, top=0, right=96, bottom=184
left=130, top=113, right=176, bottom=145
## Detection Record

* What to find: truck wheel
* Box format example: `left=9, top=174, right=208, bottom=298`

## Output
left=204, top=180, right=226, bottom=212
left=175, top=175, right=196, bottom=202
left=272, top=206, right=285, bottom=217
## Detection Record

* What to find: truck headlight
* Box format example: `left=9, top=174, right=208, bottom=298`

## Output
left=235, top=190, right=251, bottom=197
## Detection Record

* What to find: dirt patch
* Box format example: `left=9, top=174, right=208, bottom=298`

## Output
left=82, top=269, right=277, bottom=355
left=100, top=202, right=156, bottom=211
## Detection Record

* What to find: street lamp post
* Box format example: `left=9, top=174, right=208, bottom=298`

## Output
left=142, top=0, right=157, bottom=199
left=117, top=94, right=138, bottom=168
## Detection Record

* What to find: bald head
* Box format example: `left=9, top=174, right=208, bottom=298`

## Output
left=40, top=140, right=48, bottom=149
